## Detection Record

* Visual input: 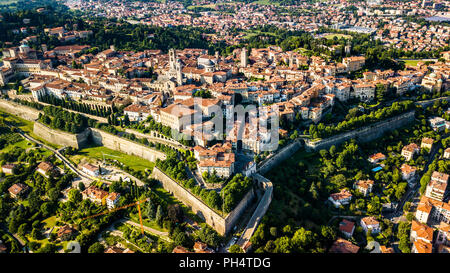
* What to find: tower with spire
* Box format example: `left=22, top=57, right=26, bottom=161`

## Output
left=167, top=49, right=183, bottom=85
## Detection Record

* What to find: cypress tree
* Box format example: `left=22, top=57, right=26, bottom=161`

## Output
left=155, top=205, right=163, bottom=226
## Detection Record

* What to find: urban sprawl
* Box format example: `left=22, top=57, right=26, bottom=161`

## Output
left=0, top=0, right=449, bottom=254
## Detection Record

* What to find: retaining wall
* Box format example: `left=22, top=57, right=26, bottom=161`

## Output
left=305, top=110, right=416, bottom=151
left=257, top=140, right=302, bottom=174
left=33, top=122, right=90, bottom=149
left=0, top=99, right=41, bottom=121
left=90, top=128, right=166, bottom=162
left=152, top=166, right=255, bottom=235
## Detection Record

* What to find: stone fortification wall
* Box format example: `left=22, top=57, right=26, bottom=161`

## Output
left=90, top=128, right=167, bottom=162
left=33, top=122, right=90, bottom=149
left=305, top=110, right=415, bottom=151
left=152, top=167, right=255, bottom=235
left=0, top=99, right=41, bottom=121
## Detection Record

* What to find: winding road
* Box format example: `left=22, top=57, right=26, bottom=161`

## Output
left=235, top=173, right=273, bottom=251
left=14, top=129, right=93, bottom=182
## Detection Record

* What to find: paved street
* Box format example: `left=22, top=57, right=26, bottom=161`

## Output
left=389, top=132, right=449, bottom=221
left=12, top=127, right=93, bottom=184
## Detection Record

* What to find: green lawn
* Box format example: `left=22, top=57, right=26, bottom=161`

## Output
left=251, top=0, right=280, bottom=6
left=153, top=186, right=205, bottom=223
left=71, top=145, right=155, bottom=172
left=0, top=139, right=32, bottom=153
left=0, top=110, right=61, bottom=149
left=324, top=33, right=352, bottom=40
left=402, top=60, right=420, bottom=67
left=295, top=47, right=313, bottom=54
left=0, top=110, right=34, bottom=133
left=129, top=212, right=167, bottom=232
left=243, top=30, right=276, bottom=39
left=400, top=59, right=434, bottom=67
left=42, top=216, right=58, bottom=229
left=187, top=3, right=216, bottom=9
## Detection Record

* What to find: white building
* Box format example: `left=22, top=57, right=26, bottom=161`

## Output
left=328, top=189, right=353, bottom=208
left=106, top=192, right=121, bottom=209
left=360, top=216, right=380, bottom=234
left=81, top=163, right=100, bottom=177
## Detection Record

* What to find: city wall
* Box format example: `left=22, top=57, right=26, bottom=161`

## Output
left=90, top=128, right=167, bottom=162
left=257, top=140, right=303, bottom=174
left=0, top=99, right=41, bottom=121
left=416, top=97, right=450, bottom=108
left=237, top=173, right=273, bottom=252
left=152, top=166, right=255, bottom=235
left=33, top=122, right=90, bottom=149
left=305, top=110, right=416, bottom=151
left=0, top=99, right=167, bottom=162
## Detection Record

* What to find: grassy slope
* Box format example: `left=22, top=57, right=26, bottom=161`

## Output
left=70, top=145, right=155, bottom=173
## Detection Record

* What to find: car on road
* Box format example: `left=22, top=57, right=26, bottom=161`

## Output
left=225, top=236, right=238, bottom=251
left=230, top=236, right=238, bottom=245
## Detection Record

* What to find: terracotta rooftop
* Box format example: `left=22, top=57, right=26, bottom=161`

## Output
left=339, top=219, right=355, bottom=235
left=329, top=238, right=360, bottom=253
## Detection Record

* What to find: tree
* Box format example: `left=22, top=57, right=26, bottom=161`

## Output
left=250, top=223, right=266, bottom=248
left=403, top=201, right=411, bottom=213
left=155, top=205, right=164, bottom=226
left=28, top=191, right=41, bottom=211
left=40, top=202, right=53, bottom=217
left=330, top=174, right=347, bottom=189
left=398, top=221, right=411, bottom=253
left=197, top=226, right=220, bottom=248
left=167, top=204, right=183, bottom=224
left=406, top=212, right=415, bottom=222
left=367, top=196, right=382, bottom=215
left=173, top=229, right=189, bottom=247
left=88, top=242, right=105, bottom=253
left=47, top=188, right=60, bottom=201
left=68, top=189, right=82, bottom=203
left=229, top=244, right=244, bottom=253
left=376, top=84, right=387, bottom=102
left=206, top=190, right=221, bottom=210
left=395, top=182, right=407, bottom=200
left=273, top=236, right=292, bottom=253
left=329, top=145, right=337, bottom=157
left=309, top=182, right=319, bottom=200
left=282, top=225, right=293, bottom=236
left=36, top=243, right=57, bottom=253
left=109, top=181, right=120, bottom=193
left=145, top=200, right=156, bottom=220
left=31, top=228, right=42, bottom=240
left=17, top=223, right=27, bottom=236
left=319, top=149, right=328, bottom=158
left=270, top=227, right=278, bottom=238
left=292, top=228, right=314, bottom=251
left=320, top=226, right=336, bottom=246
left=123, top=114, right=130, bottom=126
